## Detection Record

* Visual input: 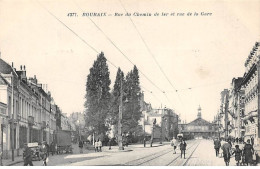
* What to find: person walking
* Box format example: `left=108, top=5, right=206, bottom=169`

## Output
left=221, top=141, right=232, bottom=166
left=232, top=145, right=242, bottom=166
left=50, top=142, right=55, bottom=156
left=214, top=138, right=221, bottom=157
left=251, top=136, right=254, bottom=147
left=243, top=139, right=254, bottom=166
left=94, top=140, right=99, bottom=152
left=23, top=143, right=33, bottom=166
left=40, top=141, right=48, bottom=166
left=46, top=143, right=50, bottom=157
left=180, top=139, right=187, bottom=159
left=171, top=137, right=177, bottom=154
left=79, top=140, right=83, bottom=153
left=108, top=139, right=112, bottom=150
left=98, top=139, right=102, bottom=152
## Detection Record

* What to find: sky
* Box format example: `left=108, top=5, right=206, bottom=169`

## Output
left=0, top=0, right=260, bottom=123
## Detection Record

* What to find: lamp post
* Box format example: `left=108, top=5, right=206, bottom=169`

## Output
left=118, top=78, right=124, bottom=150
left=10, top=72, right=15, bottom=161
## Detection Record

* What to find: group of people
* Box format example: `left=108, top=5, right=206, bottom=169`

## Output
left=23, top=141, right=50, bottom=166
left=170, top=137, right=187, bottom=159
left=214, top=137, right=256, bottom=166
left=94, top=139, right=103, bottom=152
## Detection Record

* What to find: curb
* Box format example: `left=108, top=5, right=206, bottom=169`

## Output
left=6, top=160, right=23, bottom=166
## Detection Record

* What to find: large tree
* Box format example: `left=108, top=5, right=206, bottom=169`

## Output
left=84, top=52, right=111, bottom=135
left=122, top=65, right=142, bottom=133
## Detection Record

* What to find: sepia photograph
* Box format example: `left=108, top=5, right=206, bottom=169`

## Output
left=0, top=0, right=260, bottom=166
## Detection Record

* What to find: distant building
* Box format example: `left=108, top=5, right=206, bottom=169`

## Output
left=179, top=106, right=218, bottom=139
left=140, top=106, right=179, bottom=141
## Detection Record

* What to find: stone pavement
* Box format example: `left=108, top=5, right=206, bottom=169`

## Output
left=8, top=142, right=164, bottom=166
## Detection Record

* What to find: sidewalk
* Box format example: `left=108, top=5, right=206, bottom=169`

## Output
left=2, top=155, right=24, bottom=166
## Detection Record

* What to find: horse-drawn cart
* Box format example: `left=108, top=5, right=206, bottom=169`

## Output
left=56, top=130, right=73, bottom=154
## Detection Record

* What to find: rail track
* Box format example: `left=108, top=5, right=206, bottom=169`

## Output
left=124, top=140, right=200, bottom=166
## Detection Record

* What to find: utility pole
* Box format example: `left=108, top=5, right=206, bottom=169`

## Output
left=257, top=60, right=260, bottom=145
left=118, top=78, right=124, bottom=150
left=224, top=91, right=229, bottom=140
left=11, top=72, right=14, bottom=161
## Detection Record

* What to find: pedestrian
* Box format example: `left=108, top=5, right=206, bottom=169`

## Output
left=108, top=139, right=112, bottom=150
left=180, top=139, right=187, bottom=159
left=221, top=141, right=232, bottom=166
left=98, top=139, right=102, bottom=152
left=40, top=141, right=48, bottom=166
left=251, top=136, right=254, bottom=147
left=46, top=142, right=50, bottom=157
left=214, top=138, right=221, bottom=157
left=243, top=139, right=254, bottom=166
left=219, top=138, right=225, bottom=158
left=23, top=143, right=34, bottom=166
left=236, top=137, right=238, bottom=144
left=171, top=137, right=177, bottom=154
left=50, top=142, right=55, bottom=156
left=143, top=137, right=146, bottom=147
left=232, top=145, right=242, bottom=166
left=79, top=140, right=83, bottom=153
left=239, top=137, right=242, bottom=144
left=94, top=140, right=99, bottom=152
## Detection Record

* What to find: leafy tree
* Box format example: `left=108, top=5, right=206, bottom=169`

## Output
left=122, top=65, right=142, bottom=133
left=107, top=68, right=125, bottom=135
left=84, top=52, right=111, bottom=135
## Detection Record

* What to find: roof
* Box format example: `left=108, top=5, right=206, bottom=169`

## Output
left=0, top=74, right=9, bottom=85
left=0, top=58, right=15, bottom=74
left=187, top=117, right=213, bottom=126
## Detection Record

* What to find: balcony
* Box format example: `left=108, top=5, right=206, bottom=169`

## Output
left=28, top=116, right=34, bottom=125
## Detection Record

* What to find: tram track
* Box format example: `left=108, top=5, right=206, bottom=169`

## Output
left=124, top=140, right=199, bottom=166
left=166, top=140, right=200, bottom=166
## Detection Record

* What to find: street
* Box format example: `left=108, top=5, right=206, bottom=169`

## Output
left=13, top=139, right=240, bottom=166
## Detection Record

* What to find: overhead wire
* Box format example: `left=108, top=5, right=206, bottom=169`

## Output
left=118, top=0, right=184, bottom=110
left=36, top=0, right=167, bottom=107
left=72, top=0, right=177, bottom=108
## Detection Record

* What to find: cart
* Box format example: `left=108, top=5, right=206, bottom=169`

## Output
left=27, top=142, right=41, bottom=161
left=56, top=130, right=73, bottom=154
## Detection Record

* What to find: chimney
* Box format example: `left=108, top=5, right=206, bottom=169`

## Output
left=20, top=65, right=22, bottom=70
left=12, top=62, right=14, bottom=67
left=24, top=65, right=26, bottom=70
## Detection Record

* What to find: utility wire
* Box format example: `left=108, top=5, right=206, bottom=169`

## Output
left=73, top=0, right=165, bottom=94
left=119, top=0, right=178, bottom=93
left=35, top=0, right=119, bottom=71
left=118, top=0, right=183, bottom=110
left=36, top=0, right=167, bottom=106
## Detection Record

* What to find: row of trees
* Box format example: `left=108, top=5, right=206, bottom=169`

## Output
left=84, top=52, right=142, bottom=138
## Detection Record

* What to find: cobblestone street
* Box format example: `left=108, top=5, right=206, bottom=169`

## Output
left=11, top=140, right=247, bottom=166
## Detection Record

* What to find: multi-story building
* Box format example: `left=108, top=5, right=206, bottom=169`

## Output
left=61, top=113, right=71, bottom=131
left=0, top=58, right=59, bottom=159
left=228, top=78, right=244, bottom=139
left=140, top=107, right=179, bottom=142
left=241, top=42, right=260, bottom=145
left=218, top=89, right=229, bottom=139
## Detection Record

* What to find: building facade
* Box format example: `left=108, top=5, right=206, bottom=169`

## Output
left=179, top=106, right=218, bottom=139
left=242, top=42, right=260, bottom=145
left=0, top=58, right=64, bottom=159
